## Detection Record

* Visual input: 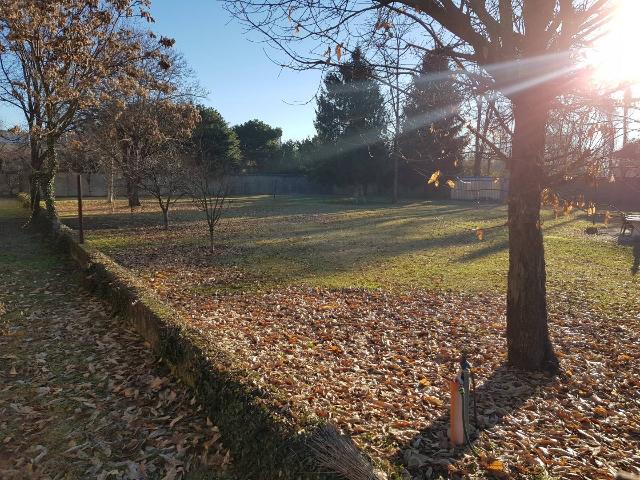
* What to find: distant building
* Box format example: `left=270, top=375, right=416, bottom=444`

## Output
left=613, top=141, right=640, bottom=178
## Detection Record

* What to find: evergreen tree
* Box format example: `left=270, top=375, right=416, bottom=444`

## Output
left=313, top=47, right=387, bottom=194
left=400, top=52, right=467, bottom=188
left=271, top=138, right=319, bottom=173
left=192, top=106, right=242, bottom=175
left=233, top=119, right=282, bottom=172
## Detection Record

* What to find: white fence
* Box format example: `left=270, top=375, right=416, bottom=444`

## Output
left=450, top=176, right=508, bottom=202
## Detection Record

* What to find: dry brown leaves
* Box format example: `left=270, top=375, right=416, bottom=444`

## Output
left=134, top=259, right=640, bottom=479
left=0, top=218, right=231, bottom=480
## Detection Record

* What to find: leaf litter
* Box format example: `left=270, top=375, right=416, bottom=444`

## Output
left=53, top=199, right=640, bottom=478
left=131, top=262, right=640, bottom=479
left=0, top=214, right=232, bottom=480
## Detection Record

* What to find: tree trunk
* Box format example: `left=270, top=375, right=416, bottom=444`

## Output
left=481, top=101, right=494, bottom=176
left=42, top=136, right=58, bottom=217
left=392, top=149, right=399, bottom=204
left=106, top=160, right=115, bottom=206
left=473, top=96, right=483, bottom=177
left=392, top=101, right=400, bottom=203
left=29, top=138, right=42, bottom=216
left=161, top=206, right=169, bottom=230
left=42, top=170, right=57, bottom=217
left=506, top=95, right=557, bottom=372
left=209, top=225, right=215, bottom=253
left=127, top=178, right=141, bottom=208
left=29, top=174, right=41, bottom=215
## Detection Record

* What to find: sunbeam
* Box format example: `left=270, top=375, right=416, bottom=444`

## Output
left=587, top=0, right=640, bottom=85
left=311, top=50, right=585, bottom=169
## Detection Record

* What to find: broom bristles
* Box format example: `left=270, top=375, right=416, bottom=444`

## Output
left=307, top=424, right=382, bottom=480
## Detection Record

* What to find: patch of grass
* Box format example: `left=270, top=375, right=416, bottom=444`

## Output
left=53, top=195, right=639, bottom=316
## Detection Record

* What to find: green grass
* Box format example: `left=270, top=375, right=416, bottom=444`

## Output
left=54, top=195, right=639, bottom=316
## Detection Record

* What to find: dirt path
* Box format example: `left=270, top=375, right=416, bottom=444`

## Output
left=0, top=200, right=232, bottom=480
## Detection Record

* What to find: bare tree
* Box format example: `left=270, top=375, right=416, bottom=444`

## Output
left=88, top=48, right=202, bottom=209
left=377, top=15, right=411, bottom=202
left=223, top=0, right=616, bottom=371
left=188, top=161, right=228, bottom=253
left=139, top=151, right=188, bottom=229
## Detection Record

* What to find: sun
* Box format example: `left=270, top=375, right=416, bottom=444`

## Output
left=587, top=0, right=640, bottom=85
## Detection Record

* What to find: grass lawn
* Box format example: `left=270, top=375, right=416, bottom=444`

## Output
left=54, top=195, right=640, bottom=479
left=56, top=195, right=638, bottom=315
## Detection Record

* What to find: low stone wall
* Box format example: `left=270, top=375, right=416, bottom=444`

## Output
left=18, top=194, right=373, bottom=480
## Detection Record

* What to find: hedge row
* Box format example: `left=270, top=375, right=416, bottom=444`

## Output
left=18, top=194, right=376, bottom=480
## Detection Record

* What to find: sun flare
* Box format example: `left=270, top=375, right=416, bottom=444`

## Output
left=589, top=0, right=640, bottom=85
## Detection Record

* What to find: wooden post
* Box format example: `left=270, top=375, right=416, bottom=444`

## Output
left=77, top=173, right=84, bottom=244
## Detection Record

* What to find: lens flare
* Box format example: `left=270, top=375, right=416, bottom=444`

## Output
left=589, top=0, right=640, bottom=85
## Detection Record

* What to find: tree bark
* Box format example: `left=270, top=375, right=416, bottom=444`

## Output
left=209, top=225, right=215, bottom=253
left=392, top=148, right=399, bottom=204
left=106, top=160, right=115, bottom=206
left=29, top=138, right=42, bottom=216
left=29, top=174, right=41, bottom=215
left=506, top=94, right=558, bottom=372
left=161, top=206, right=169, bottom=230
left=42, top=136, right=58, bottom=217
left=127, top=178, right=141, bottom=208
left=473, top=96, right=483, bottom=177
left=481, top=101, right=494, bottom=176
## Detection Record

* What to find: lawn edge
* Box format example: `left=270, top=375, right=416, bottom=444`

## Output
left=18, top=195, right=372, bottom=480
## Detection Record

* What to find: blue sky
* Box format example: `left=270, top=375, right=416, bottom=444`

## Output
left=0, top=1, right=321, bottom=141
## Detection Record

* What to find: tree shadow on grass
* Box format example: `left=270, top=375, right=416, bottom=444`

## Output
left=458, top=240, right=509, bottom=262
left=456, top=217, right=582, bottom=263
left=398, top=364, right=555, bottom=478
left=61, top=198, right=485, bottom=232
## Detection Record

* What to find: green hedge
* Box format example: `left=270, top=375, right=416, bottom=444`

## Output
left=24, top=202, right=370, bottom=480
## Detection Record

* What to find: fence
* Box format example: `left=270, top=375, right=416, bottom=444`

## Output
left=0, top=172, right=26, bottom=196
left=450, top=176, right=508, bottom=202
left=4, top=172, right=510, bottom=201
left=44, top=172, right=324, bottom=198
left=556, top=177, right=640, bottom=212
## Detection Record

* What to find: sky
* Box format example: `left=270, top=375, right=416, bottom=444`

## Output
left=0, top=1, right=322, bottom=141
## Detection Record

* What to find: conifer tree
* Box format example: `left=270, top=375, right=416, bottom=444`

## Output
left=400, top=51, right=467, bottom=188
left=314, top=48, right=387, bottom=195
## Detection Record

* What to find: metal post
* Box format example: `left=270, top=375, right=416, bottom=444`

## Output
left=77, top=173, right=84, bottom=244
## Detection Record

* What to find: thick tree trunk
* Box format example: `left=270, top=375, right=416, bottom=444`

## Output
left=29, top=175, right=41, bottom=214
left=42, top=136, right=58, bottom=217
left=42, top=170, right=57, bottom=217
left=29, top=139, right=42, bottom=216
left=127, top=178, right=141, bottom=208
left=473, top=96, right=483, bottom=177
left=506, top=95, right=558, bottom=372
